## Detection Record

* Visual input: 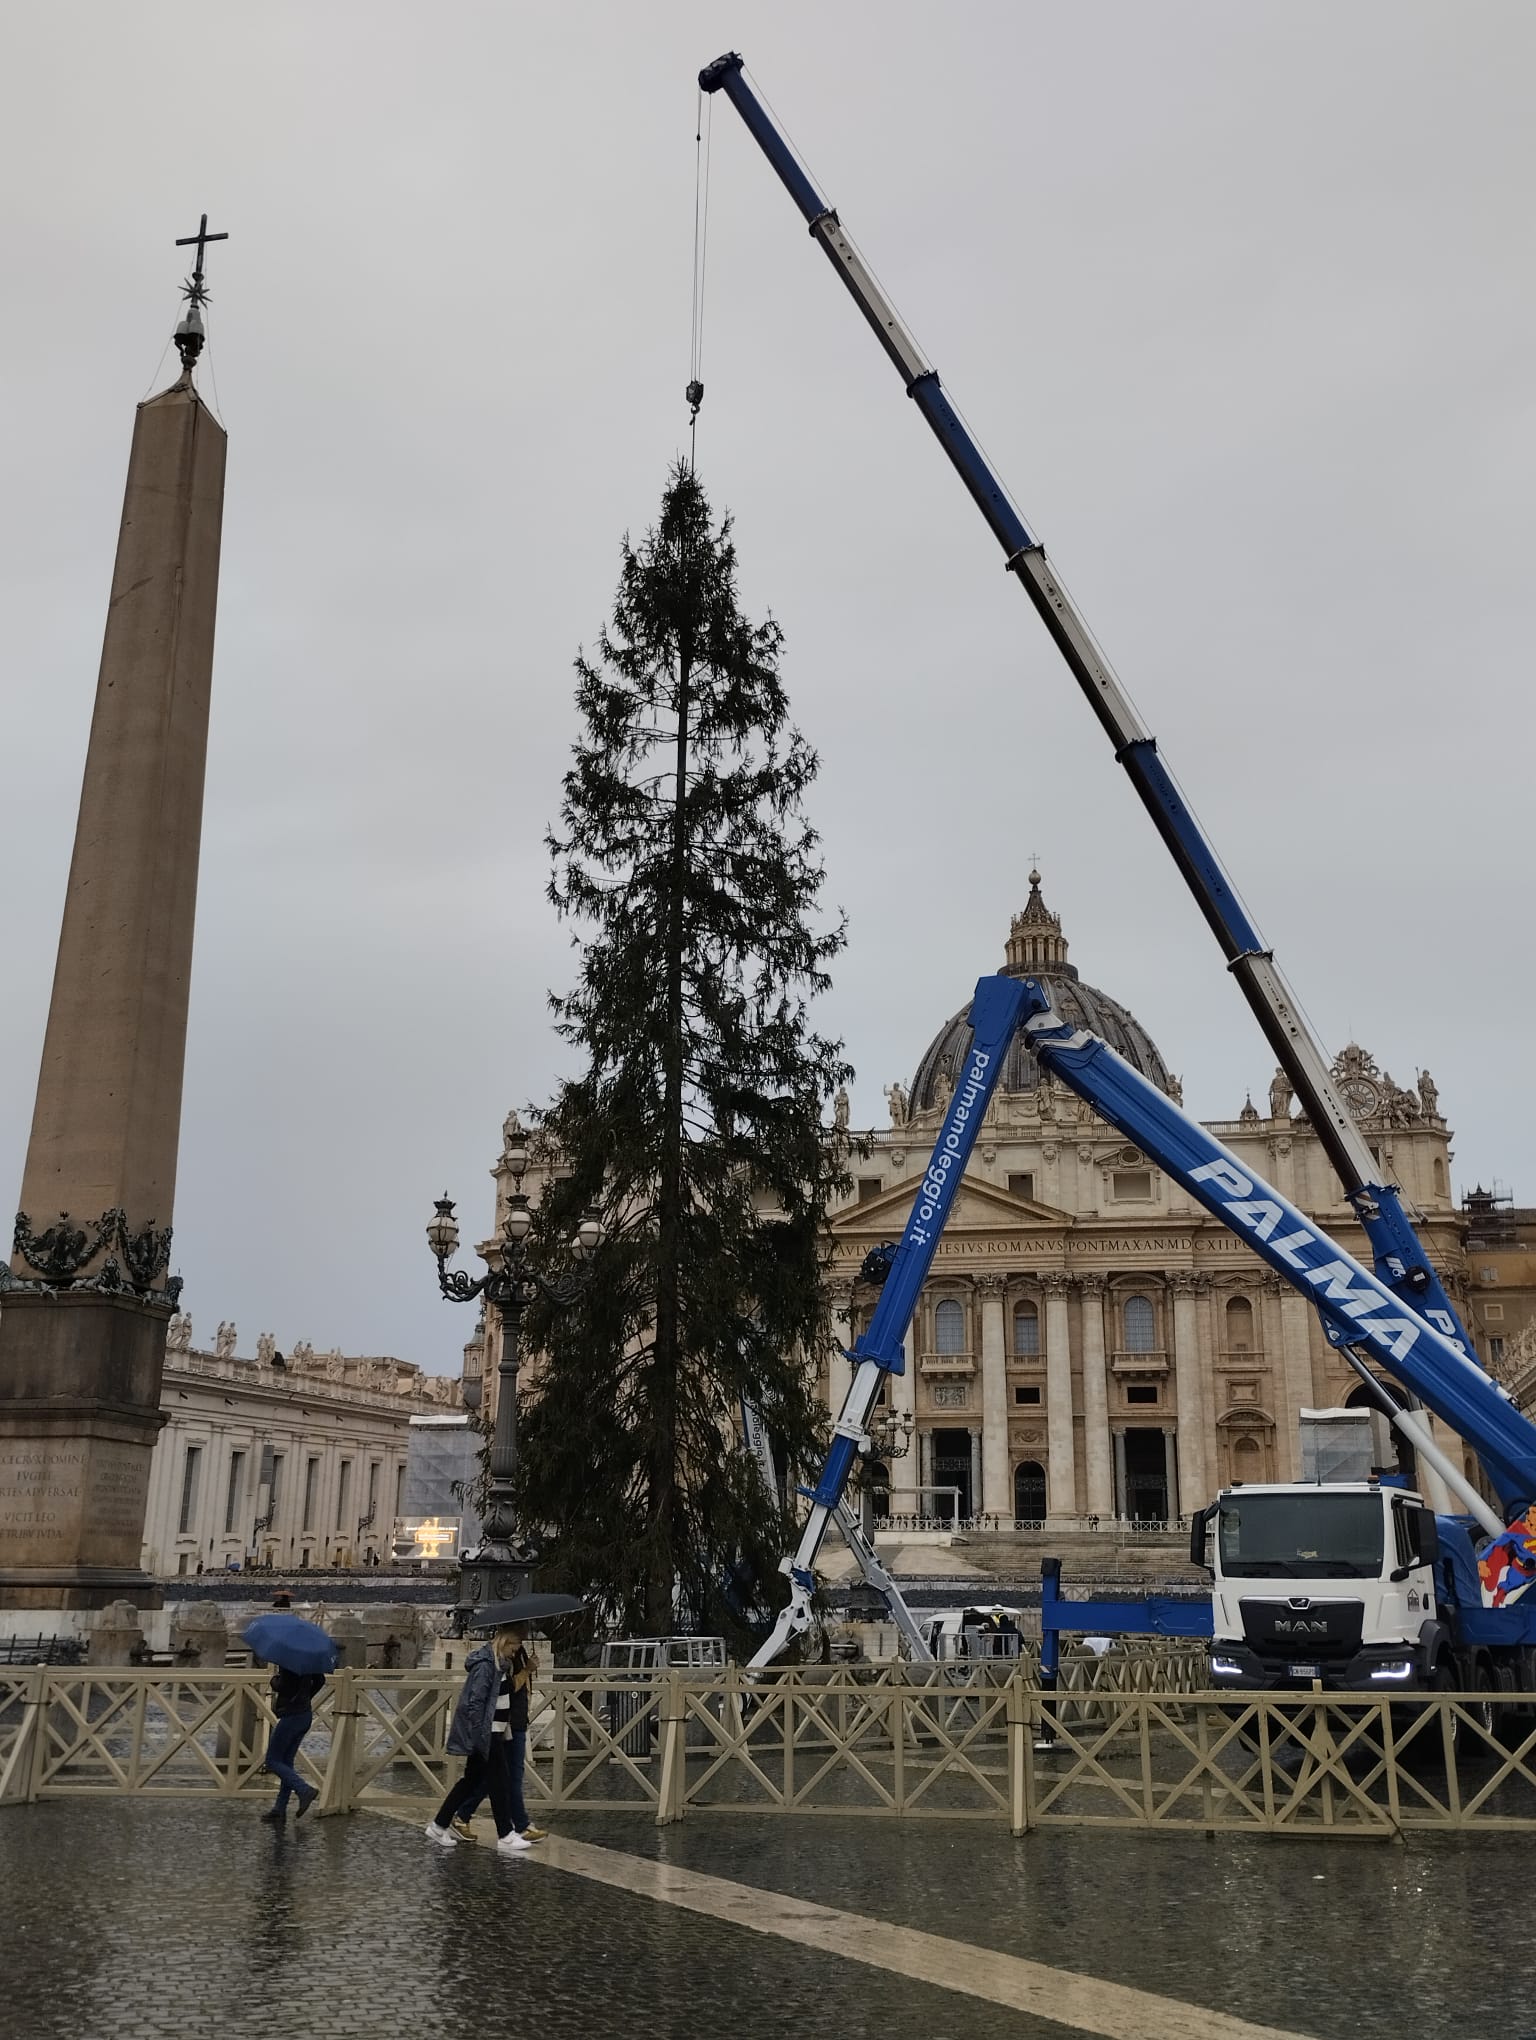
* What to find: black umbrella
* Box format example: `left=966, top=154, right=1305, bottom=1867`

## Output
left=468, top=1593, right=586, bottom=1629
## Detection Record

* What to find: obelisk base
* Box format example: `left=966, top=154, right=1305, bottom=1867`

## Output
left=0, top=1290, right=167, bottom=1610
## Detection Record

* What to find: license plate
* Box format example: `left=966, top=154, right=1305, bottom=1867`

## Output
left=1288, top=1663, right=1320, bottom=1679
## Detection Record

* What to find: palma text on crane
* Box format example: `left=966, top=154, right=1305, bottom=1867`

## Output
left=1187, top=1156, right=1422, bottom=1363
left=907, top=1048, right=992, bottom=1247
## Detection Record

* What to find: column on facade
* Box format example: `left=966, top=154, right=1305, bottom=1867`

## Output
left=1037, top=1140, right=1060, bottom=1210
left=1194, top=1273, right=1218, bottom=1506
left=1278, top=1288, right=1316, bottom=1482
left=976, top=1274, right=1011, bottom=1519
left=1200, top=1277, right=1226, bottom=1489
left=891, top=1323, right=918, bottom=1511
left=1169, top=1273, right=1207, bottom=1516
left=1164, top=1427, right=1179, bottom=1520
left=1042, top=1271, right=1076, bottom=1518
left=1077, top=1276, right=1113, bottom=1520
left=826, top=1282, right=856, bottom=1429
left=1255, top=1275, right=1291, bottom=1482
left=1266, top=1131, right=1295, bottom=1205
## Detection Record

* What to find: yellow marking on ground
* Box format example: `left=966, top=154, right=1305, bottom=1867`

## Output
left=382, top=1808, right=1317, bottom=2040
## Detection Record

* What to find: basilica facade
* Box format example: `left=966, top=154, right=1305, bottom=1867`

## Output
left=823, top=875, right=1474, bottom=1530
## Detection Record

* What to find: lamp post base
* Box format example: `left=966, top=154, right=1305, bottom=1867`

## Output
left=454, top=1540, right=537, bottom=1625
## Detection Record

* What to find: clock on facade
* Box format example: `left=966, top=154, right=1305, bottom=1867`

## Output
left=1338, top=1073, right=1382, bottom=1119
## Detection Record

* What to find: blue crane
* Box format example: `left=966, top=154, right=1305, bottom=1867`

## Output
left=699, top=52, right=1475, bottom=1510
left=697, top=54, right=1536, bottom=1680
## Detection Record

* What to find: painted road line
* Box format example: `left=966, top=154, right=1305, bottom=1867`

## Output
left=532, top=1834, right=1319, bottom=2040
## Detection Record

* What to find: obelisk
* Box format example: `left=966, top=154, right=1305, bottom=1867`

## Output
left=0, top=222, right=228, bottom=1609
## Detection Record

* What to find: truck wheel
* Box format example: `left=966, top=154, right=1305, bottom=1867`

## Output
left=1490, top=1668, right=1530, bottom=1751
left=1428, top=1659, right=1459, bottom=1760
left=1472, top=1661, right=1497, bottom=1742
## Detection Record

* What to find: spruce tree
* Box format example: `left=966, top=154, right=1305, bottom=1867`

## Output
left=514, top=463, right=852, bottom=1644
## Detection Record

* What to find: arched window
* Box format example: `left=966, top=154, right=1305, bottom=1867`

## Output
left=1345, top=1383, right=1380, bottom=1410
left=1232, top=1436, right=1262, bottom=1482
left=1014, top=1460, right=1047, bottom=1523
left=1012, top=1300, right=1040, bottom=1358
left=934, top=1298, right=966, bottom=1355
left=1225, top=1295, right=1255, bottom=1353
left=1123, top=1293, right=1157, bottom=1353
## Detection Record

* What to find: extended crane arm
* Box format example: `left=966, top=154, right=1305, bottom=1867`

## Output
left=699, top=50, right=1473, bottom=1381
left=749, top=976, right=1023, bottom=1668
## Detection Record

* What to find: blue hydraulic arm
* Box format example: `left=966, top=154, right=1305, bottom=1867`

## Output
left=748, top=976, right=1021, bottom=1668
left=1015, top=981, right=1536, bottom=1530
left=750, top=971, right=1536, bottom=1665
left=699, top=51, right=1475, bottom=1390
left=1038, top=1556, right=1213, bottom=1681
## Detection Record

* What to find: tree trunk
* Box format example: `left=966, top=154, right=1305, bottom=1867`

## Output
left=648, top=614, right=690, bottom=1633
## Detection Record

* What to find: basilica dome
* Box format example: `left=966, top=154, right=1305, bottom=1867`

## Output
left=907, top=873, right=1175, bottom=1111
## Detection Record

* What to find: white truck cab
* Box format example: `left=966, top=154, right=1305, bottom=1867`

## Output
left=1193, top=1480, right=1445, bottom=1692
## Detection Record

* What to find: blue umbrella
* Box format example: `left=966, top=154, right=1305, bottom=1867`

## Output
left=243, top=1612, right=340, bottom=1675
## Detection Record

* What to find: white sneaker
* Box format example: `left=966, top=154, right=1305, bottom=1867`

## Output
left=424, top=1821, right=459, bottom=1848
left=496, top=1831, right=532, bottom=1855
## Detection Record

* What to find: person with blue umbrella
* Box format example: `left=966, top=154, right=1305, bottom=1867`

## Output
left=243, top=1611, right=339, bottom=1824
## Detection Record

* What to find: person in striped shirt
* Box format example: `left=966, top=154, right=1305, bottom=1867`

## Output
left=425, top=1624, right=543, bottom=1855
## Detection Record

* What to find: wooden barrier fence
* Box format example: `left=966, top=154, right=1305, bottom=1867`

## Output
left=4, top=1661, right=1535, bottom=1835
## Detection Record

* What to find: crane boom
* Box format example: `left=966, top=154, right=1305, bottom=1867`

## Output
left=699, top=51, right=1475, bottom=1392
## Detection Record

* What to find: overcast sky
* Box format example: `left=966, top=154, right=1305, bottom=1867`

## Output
left=3, top=3, right=1532, bottom=1378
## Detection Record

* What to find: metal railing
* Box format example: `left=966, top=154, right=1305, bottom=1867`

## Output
left=5, top=1661, right=1536, bottom=1834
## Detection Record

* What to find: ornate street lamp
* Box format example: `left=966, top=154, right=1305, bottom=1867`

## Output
left=862, top=1404, right=913, bottom=1528
left=426, top=1164, right=602, bottom=1625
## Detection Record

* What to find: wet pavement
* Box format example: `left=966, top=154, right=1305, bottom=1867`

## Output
left=1, top=1799, right=1532, bottom=2040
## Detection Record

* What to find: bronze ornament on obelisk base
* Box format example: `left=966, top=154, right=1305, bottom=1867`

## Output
left=0, top=224, right=228, bottom=1610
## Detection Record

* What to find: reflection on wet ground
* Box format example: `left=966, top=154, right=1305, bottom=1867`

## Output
left=2, top=1799, right=1533, bottom=2040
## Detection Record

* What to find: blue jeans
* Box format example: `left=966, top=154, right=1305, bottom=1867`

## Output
left=452, top=1732, right=529, bottom=1832
left=508, top=1730, right=528, bottom=1830
left=264, top=1709, right=313, bottom=1810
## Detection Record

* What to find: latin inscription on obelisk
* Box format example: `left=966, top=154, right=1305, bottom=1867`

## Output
left=0, top=1441, right=150, bottom=1569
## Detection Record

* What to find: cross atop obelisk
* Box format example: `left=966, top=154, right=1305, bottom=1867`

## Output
left=0, top=223, right=230, bottom=1611
left=172, top=212, right=228, bottom=375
